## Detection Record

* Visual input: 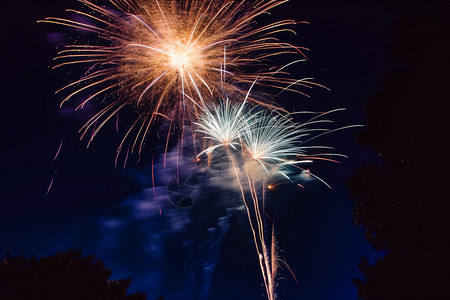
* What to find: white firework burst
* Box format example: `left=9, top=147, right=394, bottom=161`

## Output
left=194, top=98, right=249, bottom=156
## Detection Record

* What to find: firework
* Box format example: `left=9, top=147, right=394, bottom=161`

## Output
left=241, top=109, right=310, bottom=179
left=194, top=98, right=248, bottom=156
left=196, top=100, right=352, bottom=182
left=194, top=80, right=259, bottom=156
left=195, top=98, right=361, bottom=299
left=195, top=99, right=273, bottom=299
left=39, top=0, right=323, bottom=153
left=39, top=1, right=347, bottom=299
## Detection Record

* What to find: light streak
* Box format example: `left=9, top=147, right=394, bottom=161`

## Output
left=52, top=139, right=63, bottom=164
left=46, top=176, right=55, bottom=195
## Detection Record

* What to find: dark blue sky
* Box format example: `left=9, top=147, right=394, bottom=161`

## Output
left=0, top=0, right=398, bottom=299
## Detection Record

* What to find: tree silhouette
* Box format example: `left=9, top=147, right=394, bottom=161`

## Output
left=0, top=249, right=148, bottom=300
left=348, top=0, right=450, bottom=299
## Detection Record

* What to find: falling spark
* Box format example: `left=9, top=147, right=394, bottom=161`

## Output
left=48, top=140, right=64, bottom=194
left=123, top=146, right=130, bottom=170
left=52, top=139, right=64, bottom=164
left=46, top=176, right=55, bottom=195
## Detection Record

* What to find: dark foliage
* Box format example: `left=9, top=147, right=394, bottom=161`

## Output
left=348, top=0, right=450, bottom=299
left=0, top=249, right=147, bottom=300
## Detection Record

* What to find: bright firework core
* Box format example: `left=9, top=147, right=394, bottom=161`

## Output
left=168, top=47, right=192, bottom=69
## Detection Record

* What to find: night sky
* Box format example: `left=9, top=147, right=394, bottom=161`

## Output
left=1, top=0, right=443, bottom=299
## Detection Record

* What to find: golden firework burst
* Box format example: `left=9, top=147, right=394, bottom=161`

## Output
left=40, top=0, right=322, bottom=153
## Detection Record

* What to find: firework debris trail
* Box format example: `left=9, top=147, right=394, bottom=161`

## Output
left=39, top=1, right=359, bottom=299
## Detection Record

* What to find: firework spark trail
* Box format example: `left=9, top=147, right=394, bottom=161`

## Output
left=195, top=97, right=361, bottom=299
left=226, top=148, right=274, bottom=300
left=47, top=139, right=64, bottom=195
left=195, top=103, right=276, bottom=299
left=238, top=112, right=307, bottom=300
left=194, top=91, right=274, bottom=298
left=39, top=0, right=324, bottom=153
left=47, top=175, right=55, bottom=195
left=52, top=139, right=64, bottom=164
